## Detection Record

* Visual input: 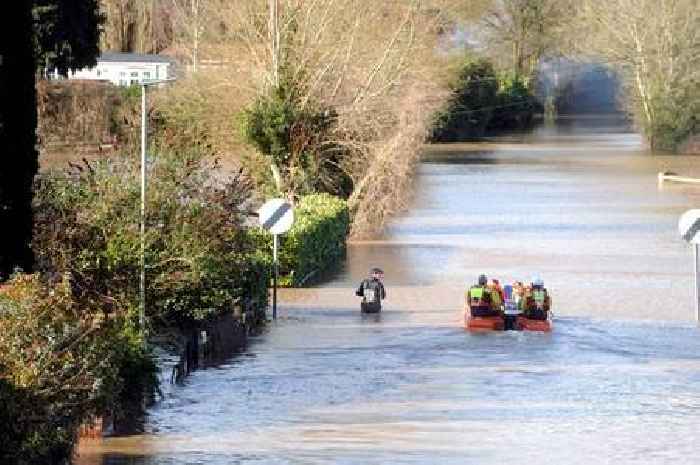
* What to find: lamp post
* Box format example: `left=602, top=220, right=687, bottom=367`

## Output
left=139, top=78, right=176, bottom=343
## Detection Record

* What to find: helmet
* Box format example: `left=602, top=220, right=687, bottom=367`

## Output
left=478, top=274, right=487, bottom=286
left=532, top=276, right=544, bottom=287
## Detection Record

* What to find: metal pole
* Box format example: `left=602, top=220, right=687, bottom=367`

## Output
left=695, top=244, right=700, bottom=323
left=270, top=0, right=279, bottom=87
left=140, top=84, right=147, bottom=342
left=273, top=234, right=278, bottom=320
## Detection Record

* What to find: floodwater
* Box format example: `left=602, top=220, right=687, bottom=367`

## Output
left=77, top=116, right=700, bottom=465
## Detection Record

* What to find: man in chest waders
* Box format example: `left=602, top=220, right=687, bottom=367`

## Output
left=356, top=268, right=386, bottom=313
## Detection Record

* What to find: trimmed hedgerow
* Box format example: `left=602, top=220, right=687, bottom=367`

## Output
left=254, top=194, right=350, bottom=287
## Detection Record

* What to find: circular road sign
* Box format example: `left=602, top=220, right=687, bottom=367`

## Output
left=678, top=209, right=700, bottom=244
left=258, top=198, right=294, bottom=235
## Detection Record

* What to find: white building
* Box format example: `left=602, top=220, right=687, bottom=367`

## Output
left=61, top=52, right=173, bottom=86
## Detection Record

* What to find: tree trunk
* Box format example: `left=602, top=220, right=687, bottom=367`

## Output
left=0, top=2, right=37, bottom=279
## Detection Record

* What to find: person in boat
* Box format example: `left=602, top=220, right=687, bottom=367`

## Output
left=467, top=274, right=501, bottom=317
left=512, top=281, right=526, bottom=309
left=521, top=277, right=551, bottom=320
left=356, top=267, right=386, bottom=313
left=489, top=279, right=505, bottom=307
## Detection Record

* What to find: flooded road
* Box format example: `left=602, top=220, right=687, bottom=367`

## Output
left=77, top=118, right=700, bottom=464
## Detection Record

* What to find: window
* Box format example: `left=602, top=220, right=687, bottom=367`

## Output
left=96, top=69, right=101, bottom=77
left=120, top=71, right=126, bottom=77
left=142, top=71, right=151, bottom=80
left=130, top=79, right=139, bottom=85
left=130, top=71, right=138, bottom=78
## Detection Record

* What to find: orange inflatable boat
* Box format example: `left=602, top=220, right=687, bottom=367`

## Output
left=516, top=315, right=552, bottom=332
left=465, top=284, right=552, bottom=332
left=465, top=314, right=505, bottom=331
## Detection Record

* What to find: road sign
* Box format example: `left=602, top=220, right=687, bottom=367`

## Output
left=258, top=199, right=294, bottom=235
left=679, top=209, right=700, bottom=323
left=258, top=199, right=294, bottom=321
left=679, top=209, right=700, bottom=244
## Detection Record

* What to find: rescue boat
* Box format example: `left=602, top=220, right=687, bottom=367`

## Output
left=516, top=315, right=552, bottom=332
left=464, top=284, right=552, bottom=332
left=465, top=314, right=505, bottom=331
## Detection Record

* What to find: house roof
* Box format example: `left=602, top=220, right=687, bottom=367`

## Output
left=98, top=52, right=173, bottom=64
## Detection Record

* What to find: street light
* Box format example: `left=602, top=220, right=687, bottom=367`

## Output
left=139, top=78, right=176, bottom=344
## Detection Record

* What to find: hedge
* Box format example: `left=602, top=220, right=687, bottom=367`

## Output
left=254, top=194, right=350, bottom=286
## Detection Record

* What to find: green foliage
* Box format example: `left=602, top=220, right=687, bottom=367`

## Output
left=644, top=87, right=700, bottom=152
left=432, top=58, right=499, bottom=141
left=490, top=73, right=540, bottom=130
left=33, top=0, right=104, bottom=76
left=253, top=194, right=349, bottom=287
left=1, top=150, right=271, bottom=463
left=239, top=78, right=352, bottom=198
left=0, top=274, right=156, bottom=465
left=432, top=57, right=540, bottom=141
left=33, top=152, right=268, bottom=328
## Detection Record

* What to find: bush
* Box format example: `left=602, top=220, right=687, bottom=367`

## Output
left=432, top=58, right=499, bottom=141
left=0, top=274, right=156, bottom=465
left=490, top=74, right=541, bottom=130
left=2, top=150, right=272, bottom=464
left=431, top=58, right=541, bottom=141
left=33, top=151, right=268, bottom=329
left=254, top=194, right=349, bottom=286
left=238, top=77, right=352, bottom=198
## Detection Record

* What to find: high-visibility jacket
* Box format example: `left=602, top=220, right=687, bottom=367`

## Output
left=525, top=287, right=550, bottom=311
left=468, top=285, right=491, bottom=308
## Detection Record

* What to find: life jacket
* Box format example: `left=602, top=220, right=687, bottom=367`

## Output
left=526, top=287, right=549, bottom=312
left=362, top=279, right=382, bottom=303
left=468, top=285, right=491, bottom=308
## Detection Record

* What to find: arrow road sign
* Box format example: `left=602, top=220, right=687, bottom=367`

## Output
left=258, top=199, right=294, bottom=235
left=678, top=209, right=700, bottom=244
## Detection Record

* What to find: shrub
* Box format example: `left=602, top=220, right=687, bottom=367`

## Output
left=0, top=273, right=156, bottom=465
left=254, top=194, right=349, bottom=286
left=431, top=58, right=541, bottom=141
left=238, top=77, right=352, bottom=198
left=431, top=58, right=500, bottom=141
left=490, top=74, right=541, bottom=130
left=33, top=151, right=268, bottom=329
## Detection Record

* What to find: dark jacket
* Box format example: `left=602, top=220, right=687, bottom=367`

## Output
left=356, top=278, right=386, bottom=312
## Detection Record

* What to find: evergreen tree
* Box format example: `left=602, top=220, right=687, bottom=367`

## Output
left=0, top=3, right=37, bottom=279
left=0, top=1, right=102, bottom=280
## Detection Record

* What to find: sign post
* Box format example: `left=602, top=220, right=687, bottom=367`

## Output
left=678, top=209, right=700, bottom=322
left=258, top=199, right=294, bottom=320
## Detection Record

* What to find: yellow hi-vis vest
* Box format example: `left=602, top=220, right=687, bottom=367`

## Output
left=468, top=286, right=489, bottom=306
left=532, top=288, right=547, bottom=309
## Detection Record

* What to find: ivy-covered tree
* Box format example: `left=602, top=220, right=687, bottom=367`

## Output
left=0, top=1, right=103, bottom=280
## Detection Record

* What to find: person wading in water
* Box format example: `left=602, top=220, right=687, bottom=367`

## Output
left=356, top=267, right=386, bottom=313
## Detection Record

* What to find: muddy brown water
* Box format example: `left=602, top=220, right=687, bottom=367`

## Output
left=77, top=117, right=700, bottom=465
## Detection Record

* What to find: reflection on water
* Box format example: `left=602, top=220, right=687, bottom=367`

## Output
left=76, top=118, right=700, bottom=465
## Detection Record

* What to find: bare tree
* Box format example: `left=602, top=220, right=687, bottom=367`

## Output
left=578, top=0, right=700, bottom=150
left=480, top=0, right=574, bottom=77
left=156, top=0, right=459, bottom=236
left=100, top=0, right=174, bottom=53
